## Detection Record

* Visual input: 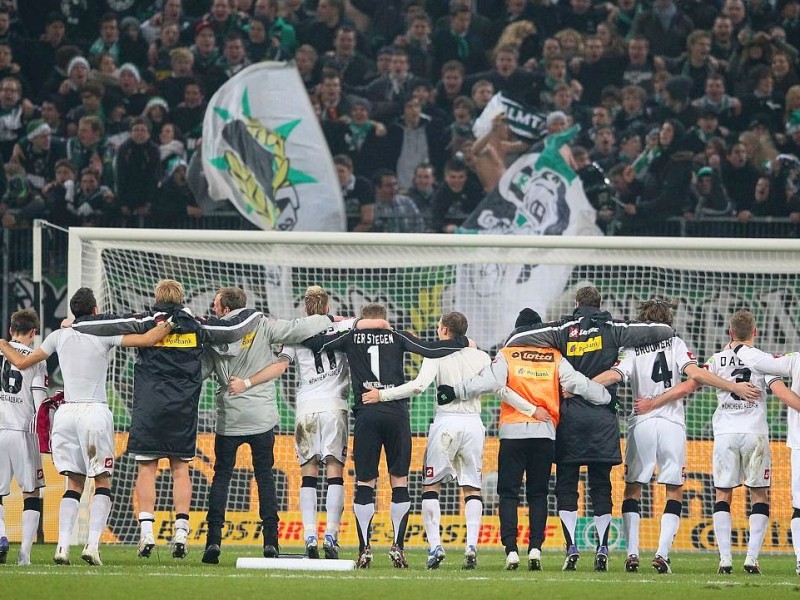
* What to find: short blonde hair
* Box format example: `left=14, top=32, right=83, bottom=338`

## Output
left=730, top=309, right=756, bottom=341
left=155, top=279, right=184, bottom=304
left=305, top=285, right=329, bottom=316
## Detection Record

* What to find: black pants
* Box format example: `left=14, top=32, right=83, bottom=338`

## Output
left=555, top=462, right=613, bottom=516
left=497, top=437, right=554, bottom=552
left=206, top=430, right=278, bottom=545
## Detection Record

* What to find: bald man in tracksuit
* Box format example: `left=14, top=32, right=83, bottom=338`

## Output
left=438, top=309, right=612, bottom=571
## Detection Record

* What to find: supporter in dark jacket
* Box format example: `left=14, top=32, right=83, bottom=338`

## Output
left=114, top=117, right=161, bottom=218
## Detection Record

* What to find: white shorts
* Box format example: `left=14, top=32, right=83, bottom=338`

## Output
left=52, top=403, right=115, bottom=478
left=295, top=409, right=348, bottom=466
left=624, top=418, right=686, bottom=486
left=134, top=455, right=193, bottom=462
left=791, top=448, right=800, bottom=508
left=423, top=413, right=485, bottom=489
left=0, top=430, right=44, bottom=495
left=713, top=432, right=771, bottom=489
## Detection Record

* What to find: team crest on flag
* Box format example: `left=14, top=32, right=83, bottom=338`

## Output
left=203, top=62, right=346, bottom=231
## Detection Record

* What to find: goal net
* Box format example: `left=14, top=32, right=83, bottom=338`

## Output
left=43, top=230, right=800, bottom=552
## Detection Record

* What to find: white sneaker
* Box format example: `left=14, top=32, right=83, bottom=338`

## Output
left=718, top=555, right=733, bottom=574
left=17, top=552, right=30, bottom=566
left=81, top=544, right=103, bottom=566
left=528, top=548, right=542, bottom=571
left=53, top=546, right=70, bottom=565
left=138, top=533, right=156, bottom=558
left=172, top=527, right=189, bottom=559
left=505, top=550, right=520, bottom=570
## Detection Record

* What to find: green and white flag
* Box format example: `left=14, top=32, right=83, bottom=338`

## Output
left=202, top=62, right=346, bottom=231
left=473, top=92, right=547, bottom=142
left=456, top=126, right=602, bottom=347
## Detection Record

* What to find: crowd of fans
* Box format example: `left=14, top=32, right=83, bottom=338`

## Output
left=2, top=0, right=800, bottom=235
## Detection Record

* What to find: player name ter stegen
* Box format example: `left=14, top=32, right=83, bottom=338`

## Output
left=353, top=332, right=395, bottom=344
left=634, top=337, right=673, bottom=356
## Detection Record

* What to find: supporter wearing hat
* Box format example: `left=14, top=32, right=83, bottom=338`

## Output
left=652, top=75, right=698, bottom=129
left=156, top=154, right=200, bottom=227
left=107, top=63, right=149, bottom=117
left=119, top=16, right=149, bottom=71
left=11, top=119, right=67, bottom=194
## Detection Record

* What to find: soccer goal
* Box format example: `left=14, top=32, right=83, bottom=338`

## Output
left=60, top=229, right=800, bottom=553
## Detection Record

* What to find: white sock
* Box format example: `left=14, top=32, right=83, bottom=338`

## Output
left=792, top=517, right=800, bottom=558
left=747, top=513, right=769, bottom=559
left=0, top=504, right=5, bottom=538
left=174, top=517, right=189, bottom=535
left=21, top=509, right=40, bottom=556
left=422, top=498, right=441, bottom=549
left=300, top=486, right=317, bottom=539
left=594, top=513, right=612, bottom=547
left=86, top=494, right=112, bottom=550
left=657, top=513, right=680, bottom=558
left=353, top=502, right=374, bottom=548
left=713, top=510, right=732, bottom=558
left=57, top=496, right=80, bottom=550
left=465, top=497, right=482, bottom=549
left=623, top=510, right=640, bottom=557
left=390, top=501, right=411, bottom=545
left=139, top=511, right=155, bottom=538
left=559, top=510, right=578, bottom=546
left=325, top=484, right=344, bottom=538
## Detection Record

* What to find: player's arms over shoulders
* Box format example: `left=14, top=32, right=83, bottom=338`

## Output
left=355, top=318, right=391, bottom=330
left=735, top=344, right=799, bottom=379
left=396, top=329, right=468, bottom=358
left=201, top=307, right=264, bottom=344
left=453, top=354, right=509, bottom=400
left=72, top=311, right=155, bottom=335
left=120, top=320, right=173, bottom=347
left=505, top=322, right=560, bottom=349
left=0, top=340, right=49, bottom=370
left=611, top=320, right=674, bottom=348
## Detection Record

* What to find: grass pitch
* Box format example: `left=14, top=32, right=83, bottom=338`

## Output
left=3, top=545, right=800, bottom=600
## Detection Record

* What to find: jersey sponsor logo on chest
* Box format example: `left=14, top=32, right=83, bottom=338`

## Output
left=566, top=335, right=602, bottom=356
left=156, top=332, right=199, bottom=348
left=240, top=332, right=255, bottom=349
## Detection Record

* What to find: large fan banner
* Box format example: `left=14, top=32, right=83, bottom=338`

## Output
left=202, top=62, right=346, bottom=231
left=455, top=125, right=602, bottom=348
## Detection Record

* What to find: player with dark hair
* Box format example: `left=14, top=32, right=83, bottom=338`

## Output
left=311, top=302, right=470, bottom=569
left=0, top=309, right=47, bottom=565
left=0, top=289, right=170, bottom=566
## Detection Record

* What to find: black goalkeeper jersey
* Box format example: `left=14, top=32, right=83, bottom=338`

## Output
left=318, top=327, right=468, bottom=413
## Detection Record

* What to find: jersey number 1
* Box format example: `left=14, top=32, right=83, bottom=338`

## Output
left=367, top=345, right=381, bottom=380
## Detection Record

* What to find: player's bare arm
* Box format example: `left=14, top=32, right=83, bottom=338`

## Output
left=768, top=379, right=800, bottom=412
left=0, top=341, right=48, bottom=370
left=228, top=357, right=290, bottom=395
left=593, top=369, right=622, bottom=386
left=684, top=363, right=759, bottom=400
left=635, top=379, right=699, bottom=415
left=354, top=318, right=391, bottom=330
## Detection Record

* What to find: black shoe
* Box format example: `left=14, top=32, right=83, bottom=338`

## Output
left=263, top=544, right=279, bottom=558
left=201, top=544, right=221, bottom=564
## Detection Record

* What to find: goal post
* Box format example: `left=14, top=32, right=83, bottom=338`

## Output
left=63, top=228, right=800, bottom=554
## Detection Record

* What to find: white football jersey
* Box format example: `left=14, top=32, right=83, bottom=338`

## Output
left=0, top=341, right=48, bottom=432
left=613, top=336, right=696, bottom=428
left=735, top=346, right=800, bottom=448
left=705, top=347, right=780, bottom=435
left=281, top=318, right=354, bottom=418
left=39, top=329, right=123, bottom=404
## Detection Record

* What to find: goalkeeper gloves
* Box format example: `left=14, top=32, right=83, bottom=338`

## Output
left=609, top=398, right=622, bottom=413
left=436, top=385, right=456, bottom=406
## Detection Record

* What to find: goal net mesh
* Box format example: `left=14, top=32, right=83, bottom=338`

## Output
left=58, top=232, right=800, bottom=553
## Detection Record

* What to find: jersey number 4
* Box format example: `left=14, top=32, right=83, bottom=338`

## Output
left=651, top=351, right=673, bottom=388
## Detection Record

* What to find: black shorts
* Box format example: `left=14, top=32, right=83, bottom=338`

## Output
left=352, top=406, right=412, bottom=482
